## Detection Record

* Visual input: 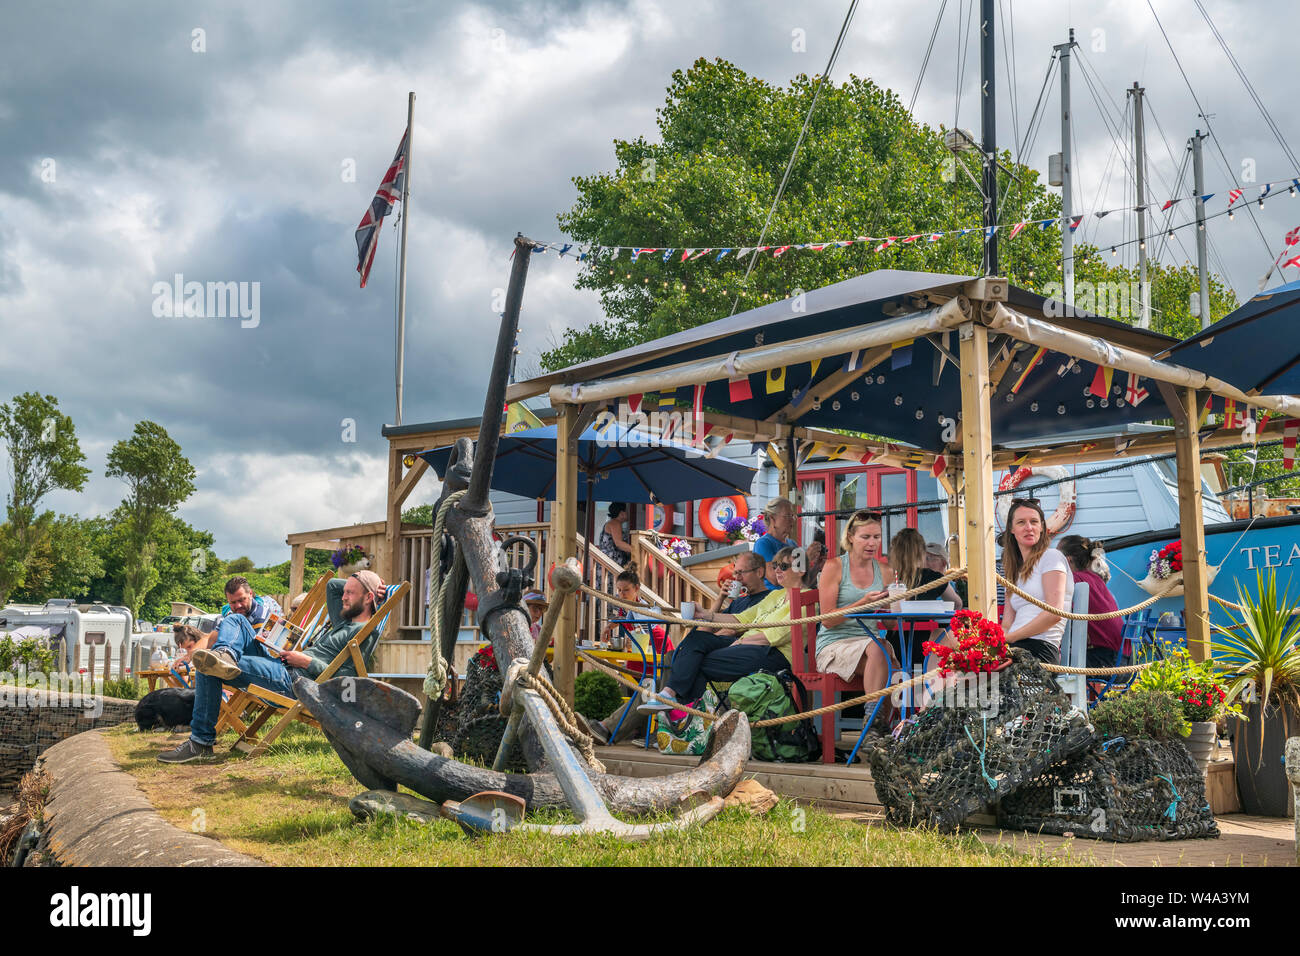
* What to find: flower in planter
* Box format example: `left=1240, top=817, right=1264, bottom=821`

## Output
left=663, top=537, right=693, bottom=561
left=922, top=609, right=1009, bottom=676
left=331, top=544, right=368, bottom=569
left=1147, top=541, right=1183, bottom=580
left=724, top=515, right=766, bottom=543
left=472, top=643, right=498, bottom=672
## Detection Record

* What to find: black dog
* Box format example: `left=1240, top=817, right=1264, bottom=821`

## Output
left=135, top=687, right=196, bottom=732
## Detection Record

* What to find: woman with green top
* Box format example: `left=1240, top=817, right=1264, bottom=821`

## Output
left=815, top=511, right=896, bottom=694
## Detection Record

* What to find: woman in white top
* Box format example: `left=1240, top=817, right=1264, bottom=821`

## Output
left=999, top=499, right=1075, bottom=665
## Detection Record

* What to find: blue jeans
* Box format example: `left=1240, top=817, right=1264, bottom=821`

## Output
left=190, top=613, right=297, bottom=746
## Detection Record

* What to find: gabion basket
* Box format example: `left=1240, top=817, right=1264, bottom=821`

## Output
left=869, top=650, right=1095, bottom=831
left=996, top=736, right=1219, bottom=842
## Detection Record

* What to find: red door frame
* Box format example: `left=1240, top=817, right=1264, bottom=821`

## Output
left=797, top=464, right=920, bottom=546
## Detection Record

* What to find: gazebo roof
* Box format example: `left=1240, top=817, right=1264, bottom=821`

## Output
left=515, top=270, right=1180, bottom=453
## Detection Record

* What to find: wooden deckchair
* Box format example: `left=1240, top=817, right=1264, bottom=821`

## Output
left=229, top=580, right=410, bottom=757
left=215, top=572, right=333, bottom=736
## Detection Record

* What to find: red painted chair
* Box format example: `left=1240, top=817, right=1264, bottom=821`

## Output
left=789, top=586, right=865, bottom=764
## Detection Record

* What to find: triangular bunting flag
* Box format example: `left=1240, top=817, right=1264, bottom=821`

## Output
left=728, top=375, right=753, bottom=402
left=1088, top=365, right=1114, bottom=399
left=766, top=366, right=787, bottom=394
left=627, top=393, right=643, bottom=414
left=1069, top=215, right=1083, bottom=232
left=810, top=357, right=822, bottom=378
left=1197, top=394, right=1213, bottom=428
left=658, top=387, right=676, bottom=409
left=1124, top=373, right=1149, bottom=407
left=931, top=454, right=947, bottom=478
left=1008, top=222, right=1027, bottom=240
left=1284, top=420, right=1299, bottom=470
left=1009, top=346, right=1047, bottom=394
left=765, top=442, right=786, bottom=471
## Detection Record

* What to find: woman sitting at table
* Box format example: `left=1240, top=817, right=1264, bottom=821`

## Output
left=637, top=547, right=809, bottom=715
left=1057, top=534, right=1123, bottom=669
left=814, top=511, right=897, bottom=695
left=999, top=499, right=1075, bottom=664
left=883, top=527, right=963, bottom=665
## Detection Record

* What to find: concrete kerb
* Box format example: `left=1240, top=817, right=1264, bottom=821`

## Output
left=29, top=731, right=263, bottom=867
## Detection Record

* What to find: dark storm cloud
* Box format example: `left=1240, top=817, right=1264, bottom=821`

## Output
left=2, top=0, right=1297, bottom=563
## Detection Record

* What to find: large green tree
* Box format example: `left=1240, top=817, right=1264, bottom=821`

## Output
left=104, top=421, right=197, bottom=615
left=0, top=393, right=91, bottom=604
left=545, top=57, right=1234, bottom=370
left=8, top=513, right=103, bottom=604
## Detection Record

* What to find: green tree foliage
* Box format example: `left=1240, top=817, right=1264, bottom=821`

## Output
left=402, top=503, right=434, bottom=525
left=104, top=421, right=197, bottom=615
left=226, top=556, right=256, bottom=573
left=0, top=393, right=91, bottom=604
left=9, top=514, right=104, bottom=603
left=544, top=58, right=1234, bottom=371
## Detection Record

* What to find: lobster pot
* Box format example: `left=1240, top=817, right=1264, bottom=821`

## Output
left=996, top=736, right=1219, bottom=842
left=869, top=650, right=1095, bottom=831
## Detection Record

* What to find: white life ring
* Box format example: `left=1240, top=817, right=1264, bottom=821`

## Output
left=995, top=466, right=1077, bottom=536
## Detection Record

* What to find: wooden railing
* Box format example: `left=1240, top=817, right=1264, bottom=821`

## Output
left=631, top=531, right=720, bottom=613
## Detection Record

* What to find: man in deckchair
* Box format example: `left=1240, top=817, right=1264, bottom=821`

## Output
left=157, top=571, right=388, bottom=763
left=220, top=575, right=283, bottom=626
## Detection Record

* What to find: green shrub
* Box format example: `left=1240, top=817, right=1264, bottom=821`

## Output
left=573, top=670, right=623, bottom=720
left=1090, top=689, right=1189, bottom=741
left=0, top=635, right=57, bottom=674
left=101, top=677, right=144, bottom=700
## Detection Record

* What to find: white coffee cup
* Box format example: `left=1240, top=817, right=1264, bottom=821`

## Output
left=727, top=580, right=744, bottom=599
left=681, top=601, right=696, bottom=620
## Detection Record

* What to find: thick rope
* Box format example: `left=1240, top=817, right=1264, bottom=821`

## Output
left=1041, top=661, right=1151, bottom=676
left=521, top=672, right=605, bottom=773
left=996, top=571, right=1184, bottom=621
left=422, top=490, right=467, bottom=698
left=577, top=566, right=969, bottom=629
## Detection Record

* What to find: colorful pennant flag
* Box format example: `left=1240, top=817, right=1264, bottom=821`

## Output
left=858, top=449, right=875, bottom=465
left=843, top=349, right=865, bottom=372
left=1124, top=373, right=1149, bottom=407
left=1068, top=215, right=1083, bottom=232
left=1115, top=438, right=1136, bottom=456
left=766, top=366, right=787, bottom=394
left=692, top=384, right=704, bottom=446
left=931, top=454, right=947, bottom=478
left=1228, top=189, right=1243, bottom=206
left=809, top=357, right=822, bottom=378
left=765, top=442, right=786, bottom=471
left=1008, top=222, right=1027, bottom=240
left=890, top=339, right=914, bottom=370
left=658, top=388, right=676, bottom=409
left=505, top=402, right=545, bottom=434
left=1088, top=365, right=1114, bottom=399
left=1009, top=347, right=1047, bottom=394
left=1285, top=419, right=1299, bottom=470
left=728, top=375, right=753, bottom=402
left=626, top=393, right=643, bottom=414
left=1197, top=394, right=1214, bottom=428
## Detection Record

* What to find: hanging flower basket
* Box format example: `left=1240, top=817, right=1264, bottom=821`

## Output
left=332, top=544, right=370, bottom=577
left=1137, top=540, right=1217, bottom=597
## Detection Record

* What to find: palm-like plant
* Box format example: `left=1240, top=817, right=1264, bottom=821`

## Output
left=1210, top=570, right=1300, bottom=716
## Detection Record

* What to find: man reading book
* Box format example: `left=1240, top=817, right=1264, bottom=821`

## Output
left=157, top=571, right=388, bottom=764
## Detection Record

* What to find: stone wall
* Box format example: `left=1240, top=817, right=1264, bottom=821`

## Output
left=0, top=685, right=136, bottom=792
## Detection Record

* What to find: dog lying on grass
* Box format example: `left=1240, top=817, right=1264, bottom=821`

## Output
left=135, top=687, right=195, bottom=732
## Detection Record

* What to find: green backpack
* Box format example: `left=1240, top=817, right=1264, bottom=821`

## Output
left=724, top=670, right=821, bottom=763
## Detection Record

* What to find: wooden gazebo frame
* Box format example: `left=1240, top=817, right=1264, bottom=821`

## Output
left=508, top=276, right=1300, bottom=702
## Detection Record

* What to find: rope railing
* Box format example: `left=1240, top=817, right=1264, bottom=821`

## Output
left=995, top=571, right=1185, bottom=620
left=575, top=566, right=969, bottom=629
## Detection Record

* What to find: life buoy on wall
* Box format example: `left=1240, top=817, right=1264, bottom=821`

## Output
left=995, top=466, right=1077, bottom=536
left=645, top=502, right=676, bottom=534
left=698, top=496, right=749, bottom=543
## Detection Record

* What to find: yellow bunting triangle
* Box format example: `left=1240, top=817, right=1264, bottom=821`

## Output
left=766, top=366, right=787, bottom=394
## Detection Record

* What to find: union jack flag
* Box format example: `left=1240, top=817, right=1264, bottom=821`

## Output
left=355, top=127, right=409, bottom=289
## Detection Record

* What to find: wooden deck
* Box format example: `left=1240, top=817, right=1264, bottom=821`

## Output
left=593, top=740, right=1295, bottom=866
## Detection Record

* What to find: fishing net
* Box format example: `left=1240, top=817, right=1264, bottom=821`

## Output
left=869, top=649, right=1095, bottom=831
left=996, top=736, right=1219, bottom=842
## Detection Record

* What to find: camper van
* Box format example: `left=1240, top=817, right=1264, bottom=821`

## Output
left=0, top=600, right=137, bottom=677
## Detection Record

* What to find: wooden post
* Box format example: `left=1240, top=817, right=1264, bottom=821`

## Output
left=552, top=403, right=580, bottom=704
left=288, top=542, right=305, bottom=603
left=382, top=443, right=403, bottom=584
left=940, top=464, right=964, bottom=568
left=1174, top=387, right=1211, bottom=661
left=958, top=322, right=997, bottom=616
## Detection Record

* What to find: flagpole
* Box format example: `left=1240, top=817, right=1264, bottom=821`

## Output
left=395, top=91, right=414, bottom=426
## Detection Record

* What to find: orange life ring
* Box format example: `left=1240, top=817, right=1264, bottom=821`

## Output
left=995, top=466, right=1077, bottom=536
left=698, top=496, right=749, bottom=543
left=645, top=502, right=675, bottom=534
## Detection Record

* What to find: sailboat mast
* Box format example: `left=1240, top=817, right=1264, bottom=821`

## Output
left=395, top=91, right=414, bottom=425
left=1191, top=129, right=1212, bottom=328
left=980, top=0, right=998, bottom=276
left=1129, top=82, right=1151, bottom=329
left=1055, top=30, right=1077, bottom=307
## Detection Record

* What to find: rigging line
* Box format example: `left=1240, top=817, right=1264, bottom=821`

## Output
left=730, top=0, right=860, bottom=316
left=954, top=0, right=970, bottom=132
left=1152, top=148, right=1191, bottom=263
left=1080, top=107, right=1124, bottom=249
left=999, top=52, right=1056, bottom=225
left=1143, top=0, right=1273, bottom=263
left=1193, top=0, right=1300, bottom=171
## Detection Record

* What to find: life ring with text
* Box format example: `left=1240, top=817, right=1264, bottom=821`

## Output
left=995, top=466, right=1077, bottom=535
left=645, top=502, right=675, bottom=534
left=698, top=496, right=749, bottom=543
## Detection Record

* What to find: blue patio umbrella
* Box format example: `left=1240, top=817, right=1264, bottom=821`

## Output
left=418, top=423, right=757, bottom=504
left=1161, top=278, right=1300, bottom=395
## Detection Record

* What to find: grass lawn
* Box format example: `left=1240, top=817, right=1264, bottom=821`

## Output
left=102, top=723, right=1089, bottom=866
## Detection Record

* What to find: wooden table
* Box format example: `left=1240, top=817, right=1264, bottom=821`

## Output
left=137, top=665, right=193, bottom=692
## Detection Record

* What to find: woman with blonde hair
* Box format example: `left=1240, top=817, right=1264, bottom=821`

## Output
left=814, top=511, right=896, bottom=694
left=999, top=499, right=1074, bottom=664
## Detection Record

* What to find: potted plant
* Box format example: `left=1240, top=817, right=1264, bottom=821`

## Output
left=922, top=609, right=1010, bottom=676
left=1128, top=647, right=1237, bottom=773
left=1136, top=539, right=1217, bottom=597
left=331, top=544, right=369, bottom=576
left=1211, top=570, right=1300, bottom=817
left=723, top=514, right=765, bottom=544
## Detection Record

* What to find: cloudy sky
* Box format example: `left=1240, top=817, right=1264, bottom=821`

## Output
left=2, top=0, right=1296, bottom=566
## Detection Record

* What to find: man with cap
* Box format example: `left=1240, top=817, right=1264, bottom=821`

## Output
left=925, top=541, right=967, bottom=608
left=158, top=570, right=389, bottom=763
